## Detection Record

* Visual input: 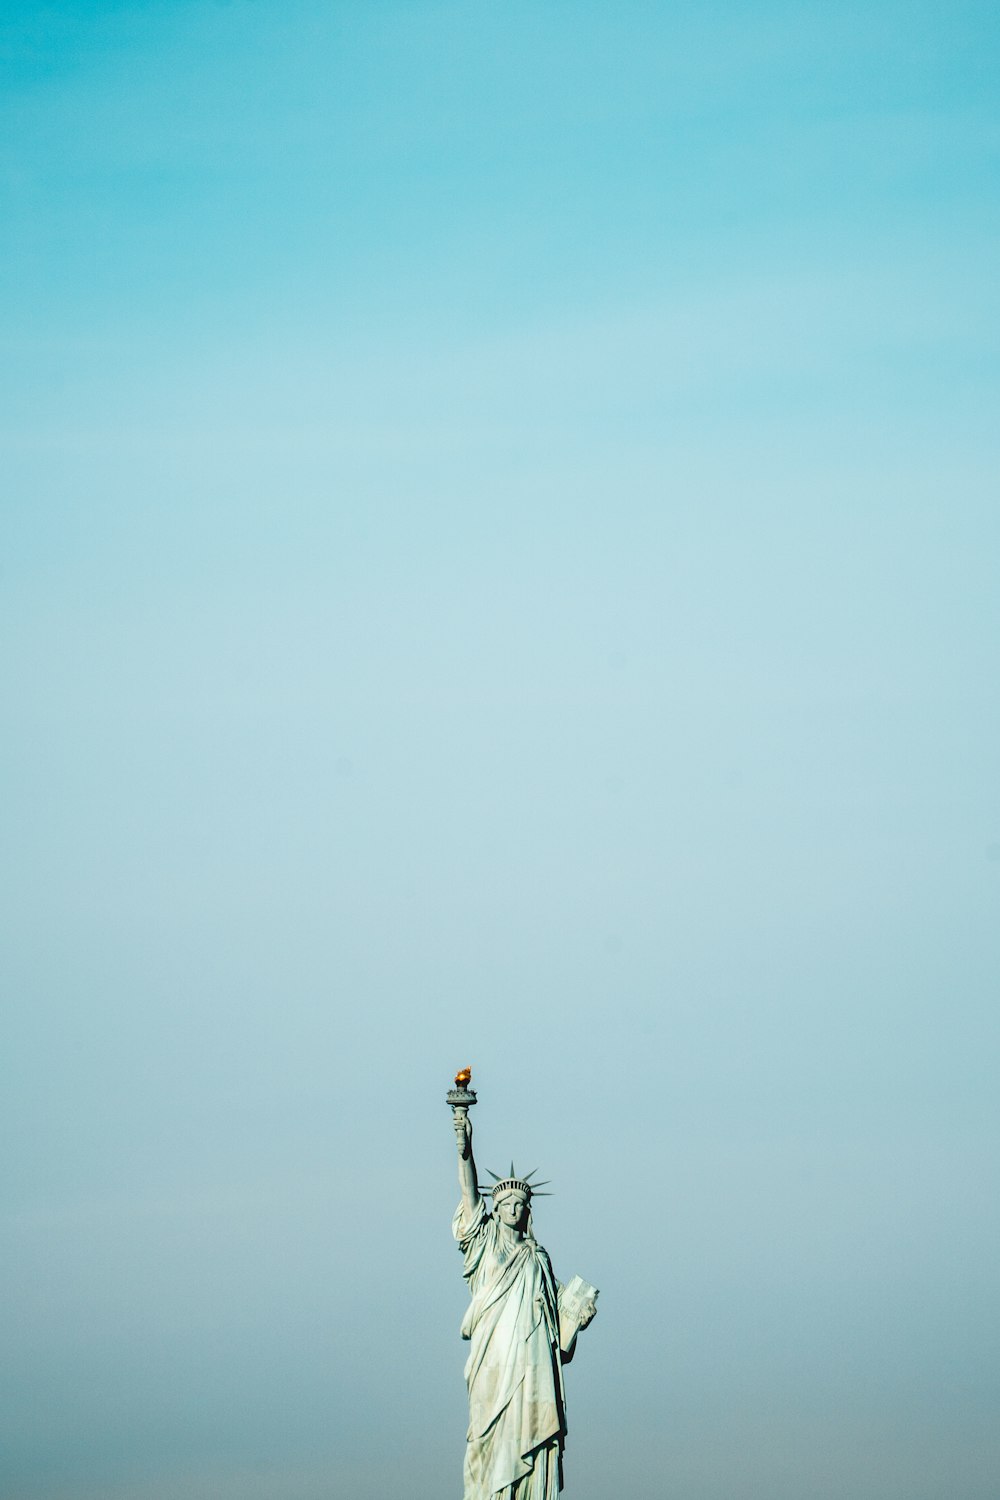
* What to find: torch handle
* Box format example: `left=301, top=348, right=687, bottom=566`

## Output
left=452, top=1105, right=471, bottom=1159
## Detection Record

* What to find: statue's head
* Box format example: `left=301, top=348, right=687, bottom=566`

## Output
left=494, top=1187, right=530, bottom=1230
left=487, top=1166, right=550, bottom=1234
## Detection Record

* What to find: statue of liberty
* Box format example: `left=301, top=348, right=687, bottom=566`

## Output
left=448, top=1070, right=598, bottom=1500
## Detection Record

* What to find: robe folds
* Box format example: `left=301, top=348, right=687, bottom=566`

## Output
left=454, top=1199, right=566, bottom=1500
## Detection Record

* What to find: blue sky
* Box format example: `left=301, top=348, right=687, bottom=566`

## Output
left=2, top=4, right=999, bottom=1498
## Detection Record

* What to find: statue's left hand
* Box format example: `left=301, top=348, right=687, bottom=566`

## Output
left=578, top=1301, right=597, bottom=1330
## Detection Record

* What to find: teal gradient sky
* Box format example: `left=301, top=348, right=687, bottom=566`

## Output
left=3, top=4, right=999, bottom=1498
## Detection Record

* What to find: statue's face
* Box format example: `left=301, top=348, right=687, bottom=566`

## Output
left=497, top=1192, right=528, bottom=1229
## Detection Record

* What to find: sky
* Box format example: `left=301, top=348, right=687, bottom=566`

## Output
left=2, top=2, right=999, bottom=1497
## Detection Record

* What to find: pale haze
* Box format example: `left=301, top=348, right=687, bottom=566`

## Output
left=2, top=3, right=998, bottom=1498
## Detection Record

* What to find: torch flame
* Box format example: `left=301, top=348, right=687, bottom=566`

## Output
left=454, top=1067, right=472, bottom=1088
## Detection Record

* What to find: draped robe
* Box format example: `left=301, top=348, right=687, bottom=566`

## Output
left=453, top=1198, right=566, bottom=1500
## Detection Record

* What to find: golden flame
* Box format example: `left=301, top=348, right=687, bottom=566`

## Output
left=454, top=1066, right=472, bottom=1087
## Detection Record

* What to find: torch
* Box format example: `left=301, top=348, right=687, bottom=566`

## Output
left=447, top=1067, right=477, bottom=1158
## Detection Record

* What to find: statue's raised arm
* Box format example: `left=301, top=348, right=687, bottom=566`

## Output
left=454, top=1105, right=480, bottom=1223
left=447, top=1067, right=480, bottom=1227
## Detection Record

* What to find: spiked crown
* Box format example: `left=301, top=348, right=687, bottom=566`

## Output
left=482, top=1163, right=552, bottom=1201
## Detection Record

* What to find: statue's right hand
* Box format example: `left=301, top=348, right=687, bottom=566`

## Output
left=454, top=1111, right=471, bottom=1157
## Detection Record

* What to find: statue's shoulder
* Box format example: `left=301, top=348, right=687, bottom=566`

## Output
left=453, top=1197, right=491, bottom=1243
